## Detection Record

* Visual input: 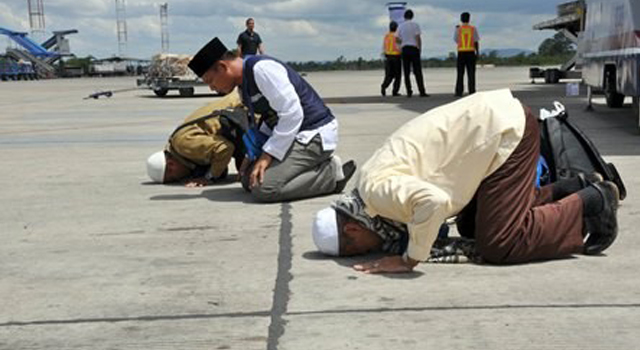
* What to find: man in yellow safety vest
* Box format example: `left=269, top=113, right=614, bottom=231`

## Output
left=380, top=21, right=402, bottom=97
left=454, top=12, right=480, bottom=97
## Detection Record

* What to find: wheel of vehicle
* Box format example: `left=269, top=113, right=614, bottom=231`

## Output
left=605, top=92, right=625, bottom=108
left=604, top=70, right=624, bottom=108
left=153, top=88, right=169, bottom=97
left=178, top=87, right=195, bottom=97
left=544, top=69, right=561, bottom=84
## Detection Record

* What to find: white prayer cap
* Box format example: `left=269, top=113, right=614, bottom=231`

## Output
left=312, top=207, right=339, bottom=256
left=146, top=151, right=166, bottom=183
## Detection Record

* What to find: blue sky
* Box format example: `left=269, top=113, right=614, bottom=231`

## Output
left=1, top=0, right=563, bottom=61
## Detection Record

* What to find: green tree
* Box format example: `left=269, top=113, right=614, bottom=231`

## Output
left=64, top=56, right=93, bottom=72
left=538, top=32, right=575, bottom=56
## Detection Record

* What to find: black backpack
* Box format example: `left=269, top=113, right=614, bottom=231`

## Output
left=538, top=103, right=626, bottom=200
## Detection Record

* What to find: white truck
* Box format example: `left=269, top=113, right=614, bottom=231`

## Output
left=580, top=0, right=640, bottom=130
left=91, top=60, right=129, bottom=76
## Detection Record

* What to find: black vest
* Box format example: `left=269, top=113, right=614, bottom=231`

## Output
left=241, top=55, right=334, bottom=131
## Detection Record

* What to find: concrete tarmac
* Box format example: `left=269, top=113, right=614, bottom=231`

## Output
left=1, top=67, right=639, bottom=350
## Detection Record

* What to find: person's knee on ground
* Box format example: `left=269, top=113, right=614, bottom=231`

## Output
left=250, top=180, right=285, bottom=202
left=248, top=155, right=356, bottom=202
left=312, top=208, right=383, bottom=257
left=475, top=238, right=515, bottom=264
left=245, top=161, right=286, bottom=202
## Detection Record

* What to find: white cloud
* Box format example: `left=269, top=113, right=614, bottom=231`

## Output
left=0, top=3, right=30, bottom=31
left=1, top=0, right=558, bottom=60
left=45, top=0, right=110, bottom=18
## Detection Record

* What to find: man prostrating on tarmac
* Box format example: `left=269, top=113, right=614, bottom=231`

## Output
left=311, top=89, right=619, bottom=273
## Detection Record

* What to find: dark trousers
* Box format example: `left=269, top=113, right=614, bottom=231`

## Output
left=401, top=46, right=426, bottom=96
left=455, top=51, right=476, bottom=96
left=381, top=54, right=402, bottom=95
left=456, top=107, right=584, bottom=264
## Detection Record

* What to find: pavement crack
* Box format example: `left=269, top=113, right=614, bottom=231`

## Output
left=286, top=302, right=640, bottom=316
left=266, top=203, right=293, bottom=350
left=0, top=311, right=271, bottom=327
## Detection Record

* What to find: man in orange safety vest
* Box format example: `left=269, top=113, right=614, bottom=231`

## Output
left=454, top=12, right=480, bottom=97
left=381, top=21, right=402, bottom=96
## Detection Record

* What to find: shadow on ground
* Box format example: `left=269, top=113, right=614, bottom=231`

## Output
left=149, top=186, right=257, bottom=204
left=301, top=251, right=424, bottom=279
left=138, top=92, right=224, bottom=99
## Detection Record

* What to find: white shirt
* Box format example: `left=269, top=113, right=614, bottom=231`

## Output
left=357, top=89, right=525, bottom=261
left=395, top=20, right=421, bottom=48
left=252, top=59, right=338, bottom=161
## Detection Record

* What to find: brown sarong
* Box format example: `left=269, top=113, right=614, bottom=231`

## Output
left=457, top=106, right=584, bottom=264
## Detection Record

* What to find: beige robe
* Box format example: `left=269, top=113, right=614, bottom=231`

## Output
left=357, top=89, right=526, bottom=261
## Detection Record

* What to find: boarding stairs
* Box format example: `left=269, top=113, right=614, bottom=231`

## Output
left=5, top=48, right=56, bottom=78
left=0, top=26, right=76, bottom=79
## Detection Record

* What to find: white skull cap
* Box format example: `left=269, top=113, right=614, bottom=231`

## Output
left=146, top=151, right=166, bottom=183
left=312, top=207, right=339, bottom=256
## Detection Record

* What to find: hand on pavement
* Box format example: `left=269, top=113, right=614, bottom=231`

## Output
left=184, top=177, right=209, bottom=188
left=353, top=256, right=418, bottom=274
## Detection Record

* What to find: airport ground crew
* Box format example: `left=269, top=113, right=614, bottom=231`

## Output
left=311, top=89, right=619, bottom=274
left=187, top=37, right=356, bottom=203
left=454, top=12, right=479, bottom=96
left=380, top=21, right=402, bottom=97
left=146, top=90, right=249, bottom=187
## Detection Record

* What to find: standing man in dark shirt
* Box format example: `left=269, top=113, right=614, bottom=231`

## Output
left=236, top=18, right=265, bottom=57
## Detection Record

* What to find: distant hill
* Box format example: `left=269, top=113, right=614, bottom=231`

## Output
left=481, top=48, right=535, bottom=57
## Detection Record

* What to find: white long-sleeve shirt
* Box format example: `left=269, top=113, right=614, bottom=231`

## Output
left=357, top=89, right=525, bottom=261
left=252, top=60, right=338, bottom=161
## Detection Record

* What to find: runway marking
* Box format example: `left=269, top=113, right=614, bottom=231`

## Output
left=286, top=302, right=640, bottom=316
left=0, top=138, right=164, bottom=145
left=267, top=203, right=293, bottom=350
left=0, top=311, right=271, bottom=327
left=0, top=120, right=172, bottom=136
left=2, top=303, right=639, bottom=328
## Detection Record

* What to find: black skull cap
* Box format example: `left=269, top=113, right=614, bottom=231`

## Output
left=188, top=37, right=229, bottom=77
